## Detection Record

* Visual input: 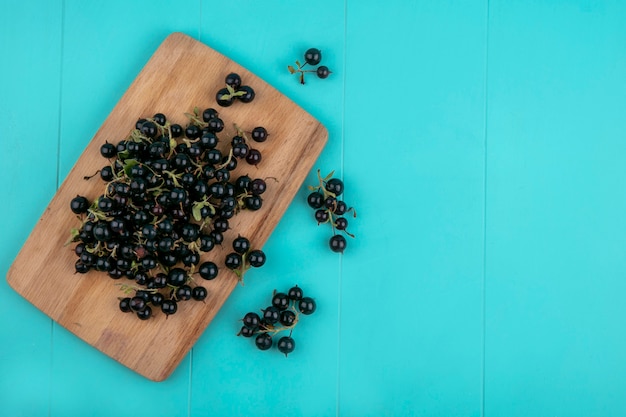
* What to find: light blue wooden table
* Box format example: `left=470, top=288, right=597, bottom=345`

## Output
left=2, top=1, right=626, bottom=415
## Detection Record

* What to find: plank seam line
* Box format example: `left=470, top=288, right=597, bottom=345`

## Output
left=481, top=0, right=491, bottom=416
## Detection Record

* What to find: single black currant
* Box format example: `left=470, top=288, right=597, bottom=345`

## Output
left=243, top=312, right=261, bottom=329
left=279, top=310, right=297, bottom=327
left=304, top=48, right=322, bottom=66
left=251, top=126, right=268, bottom=143
left=225, top=252, right=243, bottom=270
left=272, top=292, right=290, bottom=310
left=192, top=286, right=208, bottom=301
left=298, top=297, right=316, bottom=315
left=255, top=333, right=273, bottom=350
left=277, top=336, right=295, bottom=357
left=287, top=285, right=303, bottom=301
left=316, top=65, right=331, bottom=79
left=70, top=195, right=89, bottom=214
left=247, top=250, right=266, bottom=268
left=232, top=236, right=250, bottom=254
left=225, top=73, right=242, bottom=89
left=329, top=234, right=347, bottom=253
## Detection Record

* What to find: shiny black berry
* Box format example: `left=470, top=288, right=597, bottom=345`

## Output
left=225, top=73, right=242, bottom=89
left=251, top=126, right=268, bottom=142
left=304, top=48, right=322, bottom=66
left=329, top=234, right=347, bottom=253
left=70, top=195, right=89, bottom=214
left=248, top=250, right=266, bottom=268
left=316, top=65, right=331, bottom=79
left=255, top=333, right=273, bottom=350
left=277, top=336, right=296, bottom=356
left=216, top=88, right=234, bottom=107
left=192, top=286, right=208, bottom=301
left=298, top=297, right=316, bottom=315
left=237, top=86, right=255, bottom=103
left=272, top=292, right=290, bottom=310
left=287, top=285, right=303, bottom=301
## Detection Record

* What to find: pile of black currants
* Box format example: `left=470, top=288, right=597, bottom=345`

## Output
left=68, top=103, right=269, bottom=320
left=238, top=285, right=316, bottom=356
left=288, top=47, right=332, bottom=85
left=306, top=170, right=356, bottom=253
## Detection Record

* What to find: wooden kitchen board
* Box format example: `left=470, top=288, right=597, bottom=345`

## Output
left=6, top=32, right=327, bottom=381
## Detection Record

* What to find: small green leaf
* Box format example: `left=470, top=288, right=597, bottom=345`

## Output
left=123, top=159, right=138, bottom=176
left=323, top=170, right=335, bottom=181
left=295, top=60, right=301, bottom=68
left=192, top=204, right=203, bottom=222
left=226, top=84, right=236, bottom=95
left=287, top=65, right=296, bottom=74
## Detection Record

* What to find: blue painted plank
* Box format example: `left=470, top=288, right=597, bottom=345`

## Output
left=340, top=1, right=486, bottom=415
left=190, top=2, right=345, bottom=416
left=0, top=1, right=62, bottom=415
left=50, top=1, right=200, bottom=415
left=485, top=1, right=626, bottom=415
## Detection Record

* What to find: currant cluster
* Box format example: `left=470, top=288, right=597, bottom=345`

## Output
left=238, top=285, right=316, bottom=356
left=307, top=169, right=356, bottom=253
left=68, top=107, right=270, bottom=319
left=225, top=235, right=267, bottom=283
left=216, top=72, right=255, bottom=107
left=288, top=48, right=332, bottom=85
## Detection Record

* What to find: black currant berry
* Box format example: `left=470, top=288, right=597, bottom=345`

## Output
left=288, top=285, right=303, bottom=301
left=245, top=149, right=262, bottom=166
left=192, top=286, right=208, bottom=301
left=262, top=306, right=280, bottom=324
left=225, top=73, right=242, bottom=89
left=298, top=297, right=316, bottom=315
left=243, top=312, right=261, bottom=329
left=277, top=336, right=296, bottom=357
left=100, top=142, right=117, bottom=159
left=119, top=297, right=132, bottom=313
left=335, top=217, right=348, bottom=231
left=225, top=252, right=242, bottom=270
left=129, top=296, right=146, bottom=312
left=325, top=178, right=344, bottom=196
left=247, top=250, right=266, bottom=268
left=232, top=236, right=251, bottom=254
left=161, top=299, right=178, bottom=316
left=237, top=86, right=255, bottom=103
left=216, top=88, right=234, bottom=107
left=316, top=66, right=331, bottom=79
left=315, top=209, right=329, bottom=224
left=136, top=305, right=152, bottom=320
left=279, top=310, right=297, bottom=327
left=329, top=234, right=347, bottom=253
left=255, top=333, right=273, bottom=351
left=307, top=192, right=323, bottom=209
left=304, top=48, right=322, bottom=66
left=153, top=113, right=166, bottom=126
left=70, top=195, right=89, bottom=214
left=272, top=292, right=290, bottom=310
left=251, top=126, right=268, bottom=143
left=167, top=268, right=188, bottom=286
left=240, top=326, right=256, bottom=338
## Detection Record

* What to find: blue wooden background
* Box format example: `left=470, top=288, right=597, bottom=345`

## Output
left=1, top=0, right=626, bottom=416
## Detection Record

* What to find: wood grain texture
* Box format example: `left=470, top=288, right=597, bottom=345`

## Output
left=6, top=32, right=327, bottom=382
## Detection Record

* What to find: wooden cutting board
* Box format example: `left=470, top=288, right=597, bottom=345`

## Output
left=6, top=32, right=327, bottom=381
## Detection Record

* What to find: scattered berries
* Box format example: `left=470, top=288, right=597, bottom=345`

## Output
left=288, top=48, right=333, bottom=84
left=306, top=169, right=356, bottom=253
left=238, top=285, right=316, bottom=356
